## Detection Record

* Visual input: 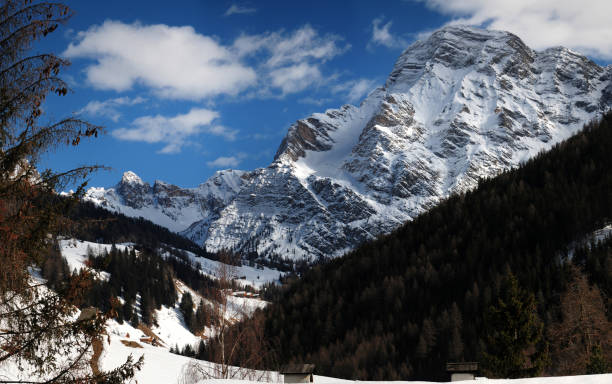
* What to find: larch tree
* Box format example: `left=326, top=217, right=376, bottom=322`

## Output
left=548, top=264, right=611, bottom=375
left=0, top=1, right=141, bottom=382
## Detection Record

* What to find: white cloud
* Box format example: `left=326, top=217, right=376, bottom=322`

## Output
left=207, top=125, right=238, bottom=141
left=224, top=4, right=256, bottom=16
left=65, top=21, right=348, bottom=100
left=64, top=21, right=256, bottom=100
left=269, top=63, right=323, bottom=95
left=249, top=132, right=278, bottom=140
left=298, top=97, right=332, bottom=106
left=266, top=26, right=346, bottom=67
left=112, top=108, right=235, bottom=154
left=423, top=0, right=612, bottom=59
left=234, top=25, right=349, bottom=96
left=369, top=17, right=407, bottom=49
left=206, top=154, right=245, bottom=168
left=332, top=78, right=379, bottom=103
left=77, top=96, right=146, bottom=122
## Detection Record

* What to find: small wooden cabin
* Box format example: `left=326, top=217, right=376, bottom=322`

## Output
left=280, top=364, right=315, bottom=383
left=446, top=362, right=479, bottom=381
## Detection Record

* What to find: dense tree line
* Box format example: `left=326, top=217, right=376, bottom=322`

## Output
left=82, top=246, right=177, bottom=326
left=262, top=113, right=612, bottom=380
left=40, top=243, right=71, bottom=293
left=547, top=262, right=610, bottom=375
left=39, top=241, right=229, bottom=332
left=64, top=200, right=211, bottom=258
left=573, top=236, right=612, bottom=318
left=163, top=250, right=218, bottom=293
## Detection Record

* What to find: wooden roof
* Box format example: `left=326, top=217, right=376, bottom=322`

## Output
left=280, top=364, right=315, bottom=374
left=446, top=362, right=479, bottom=372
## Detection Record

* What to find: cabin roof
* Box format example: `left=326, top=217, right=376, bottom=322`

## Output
left=280, top=364, right=315, bottom=374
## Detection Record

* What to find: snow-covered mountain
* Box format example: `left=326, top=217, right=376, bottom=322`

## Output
left=86, top=169, right=245, bottom=234
left=86, top=26, right=612, bottom=262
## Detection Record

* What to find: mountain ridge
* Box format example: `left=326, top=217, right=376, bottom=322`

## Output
left=85, top=25, right=612, bottom=262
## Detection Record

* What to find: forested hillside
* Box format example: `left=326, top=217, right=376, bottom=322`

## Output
left=262, top=113, right=612, bottom=380
left=64, top=200, right=212, bottom=258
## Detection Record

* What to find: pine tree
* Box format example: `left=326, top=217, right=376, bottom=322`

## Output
left=586, top=345, right=608, bottom=374
left=179, top=292, right=194, bottom=331
left=140, top=291, right=153, bottom=326
left=193, top=301, right=209, bottom=334
left=448, top=302, right=464, bottom=360
left=123, top=300, right=134, bottom=325
left=482, top=272, right=547, bottom=378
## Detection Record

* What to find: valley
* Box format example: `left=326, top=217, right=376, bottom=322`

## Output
left=0, top=2, right=610, bottom=383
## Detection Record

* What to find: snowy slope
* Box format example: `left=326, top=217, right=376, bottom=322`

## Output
left=58, top=238, right=270, bottom=348
left=58, top=238, right=134, bottom=278
left=60, top=238, right=282, bottom=289
left=313, top=375, right=611, bottom=384
left=85, top=25, right=612, bottom=262
left=100, top=323, right=283, bottom=383
left=160, top=246, right=283, bottom=289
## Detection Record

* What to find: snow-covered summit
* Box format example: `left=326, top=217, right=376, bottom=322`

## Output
left=120, top=170, right=145, bottom=185
left=85, top=25, right=612, bottom=262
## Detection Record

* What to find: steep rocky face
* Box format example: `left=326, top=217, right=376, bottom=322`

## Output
left=86, top=169, right=244, bottom=233
left=115, top=171, right=153, bottom=209
left=85, top=25, right=612, bottom=262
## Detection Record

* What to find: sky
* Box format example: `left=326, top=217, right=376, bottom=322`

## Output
left=36, top=0, right=612, bottom=189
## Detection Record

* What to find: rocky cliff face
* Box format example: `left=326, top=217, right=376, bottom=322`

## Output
left=85, top=26, right=612, bottom=262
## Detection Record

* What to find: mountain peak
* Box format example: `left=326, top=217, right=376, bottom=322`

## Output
left=386, top=25, right=533, bottom=90
left=120, top=171, right=145, bottom=186
left=431, top=24, right=510, bottom=39
left=119, top=171, right=147, bottom=186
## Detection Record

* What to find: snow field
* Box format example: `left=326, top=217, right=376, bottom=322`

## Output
left=58, top=238, right=135, bottom=279
left=160, top=246, right=283, bottom=289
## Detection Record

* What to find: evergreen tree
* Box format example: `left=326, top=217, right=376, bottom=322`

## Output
left=179, top=292, right=194, bottom=331
left=586, top=345, right=608, bottom=374
left=193, top=301, right=209, bottom=334
left=482, top=273, right=547, bottom=378
left=140, top=291, right=153, bottom=326
left=448, top=302, right=464, bottom=360
left=123, top=301, right=134, bottom=325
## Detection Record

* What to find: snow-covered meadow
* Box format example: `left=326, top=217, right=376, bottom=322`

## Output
left=59, top=237, right=284, bottom=289
left=159, top=245, right=284, bottom=289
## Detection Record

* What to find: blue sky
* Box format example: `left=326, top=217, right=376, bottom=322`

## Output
left=37, top=0, right=612, bottom=189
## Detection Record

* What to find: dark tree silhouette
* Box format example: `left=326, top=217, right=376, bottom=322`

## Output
left=482, top=272, right=547, bottom=378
